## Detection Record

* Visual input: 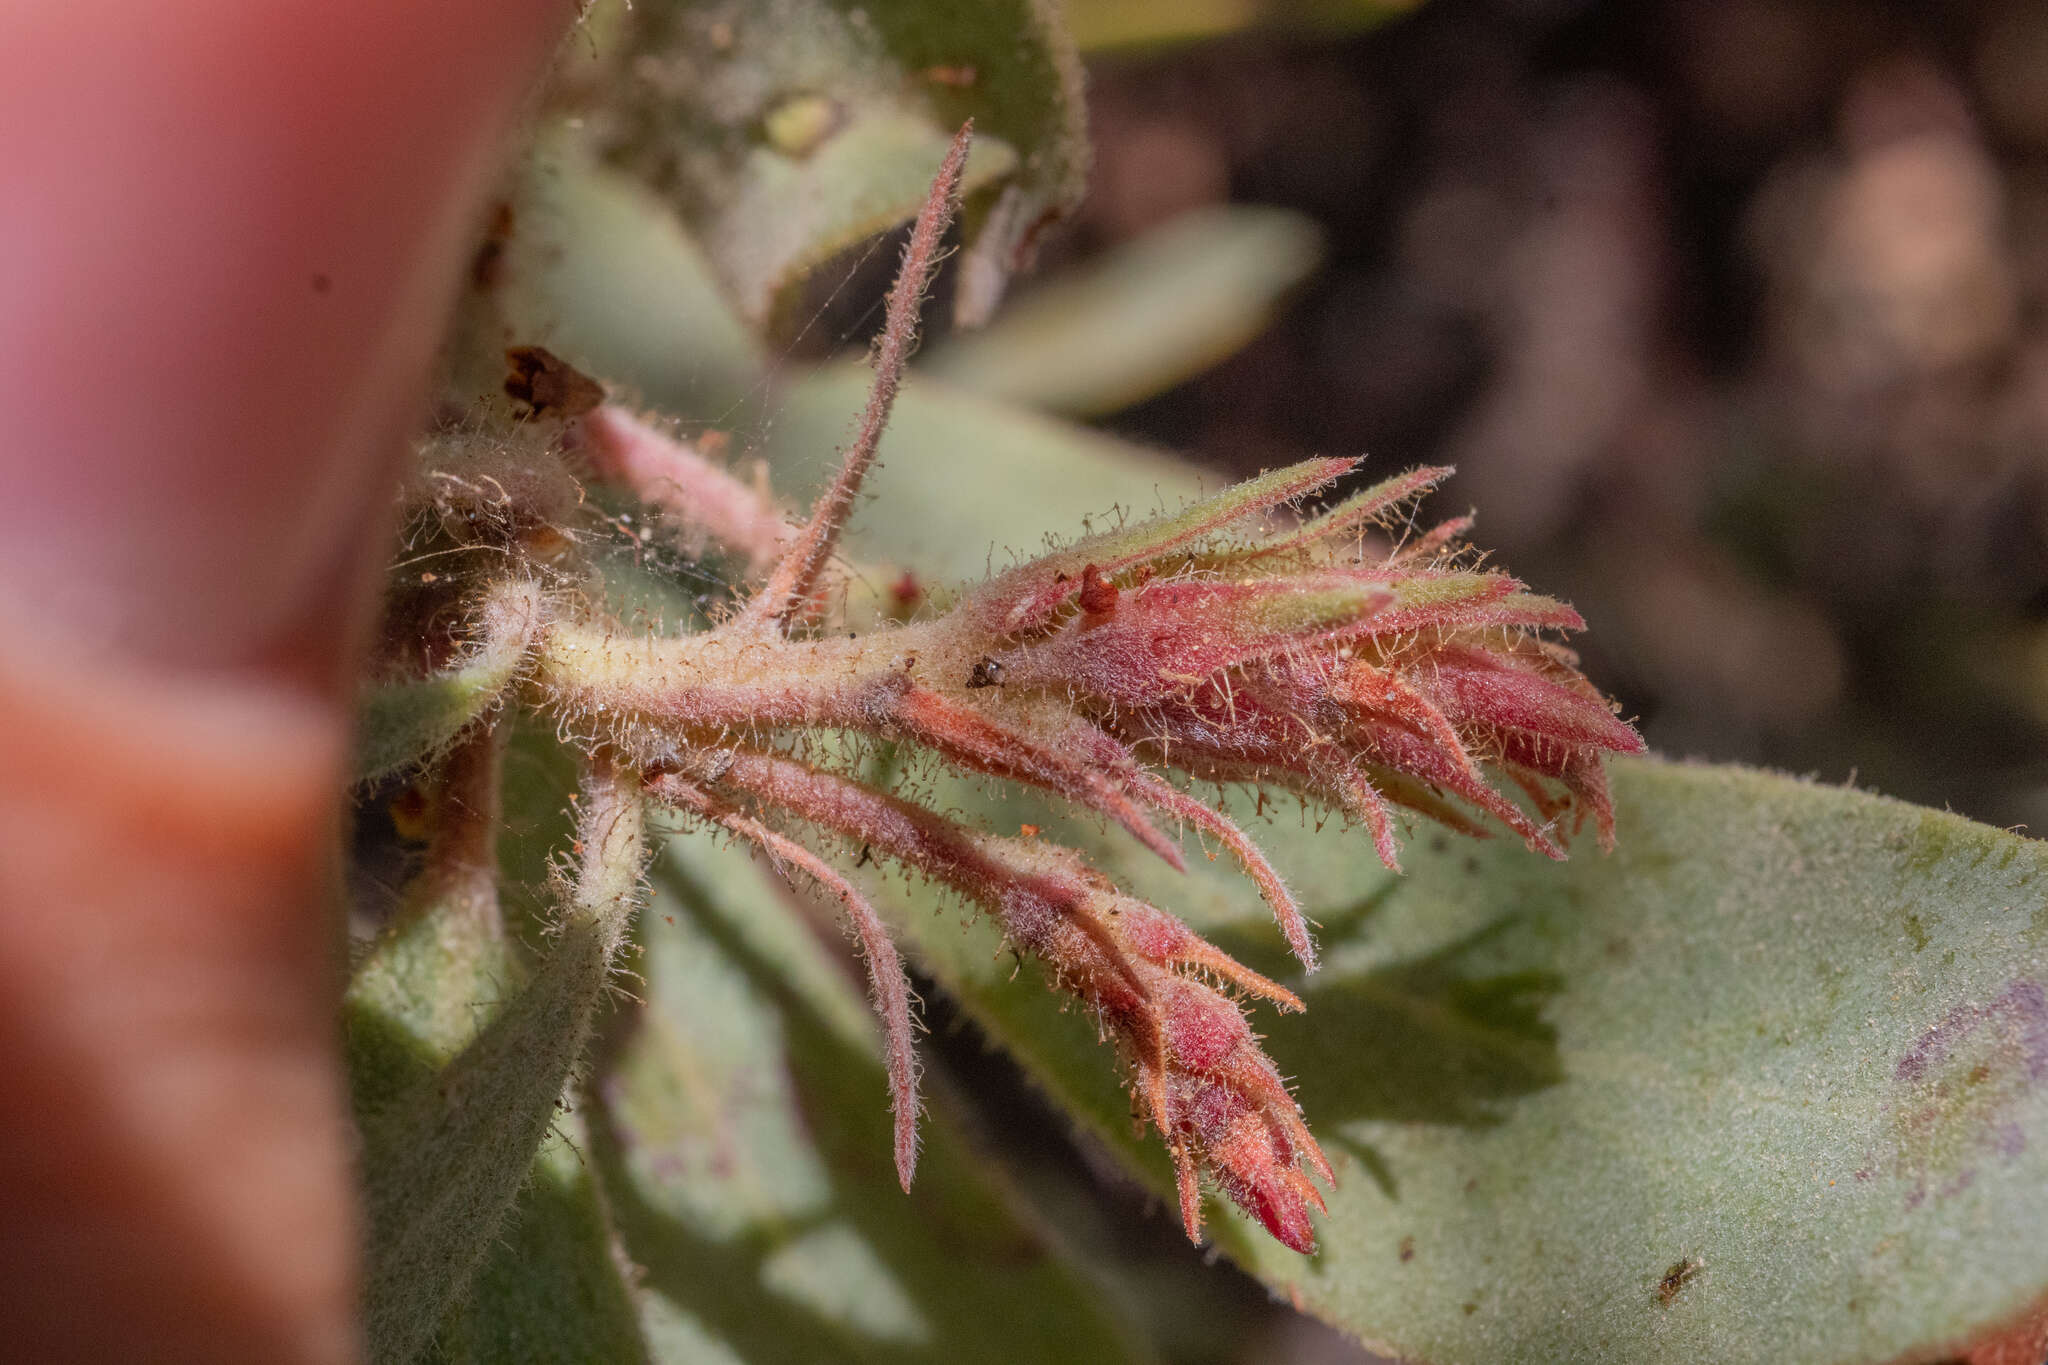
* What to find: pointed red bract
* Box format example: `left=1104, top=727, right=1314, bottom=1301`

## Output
left=655, top=777, right=925, bottom=1191
left=646, top=751, right=1332, bottom=1249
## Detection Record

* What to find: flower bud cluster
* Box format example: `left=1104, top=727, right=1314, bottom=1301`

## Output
left=410, top=129, right=1641, bottom=1254
left=958, top=461, right=1645, bottom=872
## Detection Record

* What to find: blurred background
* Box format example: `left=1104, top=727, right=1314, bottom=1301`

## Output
left=871, top=0, right=2048, bottom=1357
left=1011, top=0, right=2048, bottom=838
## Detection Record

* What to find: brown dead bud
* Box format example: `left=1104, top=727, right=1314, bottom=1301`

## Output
left=503, top=345, right=606, bottom=419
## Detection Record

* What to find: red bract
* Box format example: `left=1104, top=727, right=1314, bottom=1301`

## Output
left=966, top=466, right=1646, bottom=869
left=645, top=750, right=1331, bottom=1252
left=494, top=125, right=1642, bottom=1254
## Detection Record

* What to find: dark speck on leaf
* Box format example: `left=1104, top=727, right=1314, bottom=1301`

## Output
left=1398, top=1236, right=1415, bottom=1263
left=1656, top=1257, right=1702, bottom=1306
left=310, top=272, right=331, bottom=294
left=967, top=656, right=1004, bottom=688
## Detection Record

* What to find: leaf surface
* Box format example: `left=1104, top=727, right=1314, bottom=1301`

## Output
left=355, top=663, right=519, bottom=785
left=925, top=205, right=1324, bottom=416
left=755, top=363, right=1199, bottom=582
left=347, top=754, right=648, bottom=1364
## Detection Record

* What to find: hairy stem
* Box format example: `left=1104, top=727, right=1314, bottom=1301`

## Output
left=744, top=122, right=973, bottom=634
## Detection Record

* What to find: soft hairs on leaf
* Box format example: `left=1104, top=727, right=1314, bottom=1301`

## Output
left=351, top=750, right=649, bottom=1362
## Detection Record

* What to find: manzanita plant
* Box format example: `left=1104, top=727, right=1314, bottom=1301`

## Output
left=371, top=120, right=1638, bottom=1255
left=348, top=4, right=2048, bottom=1363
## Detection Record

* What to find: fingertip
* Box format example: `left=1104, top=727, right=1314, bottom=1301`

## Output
left=0, top=0, right=575, bottom=691
left=0, top=634, right=357, bottom=1363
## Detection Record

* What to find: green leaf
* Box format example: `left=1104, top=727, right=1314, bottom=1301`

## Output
left=821, top=422, right=2048, bottom=1361
left=751, top=363, right=1203, bottom=579
left=925, top=206, right=1324, bottom=416
left=354, top=583, right=545, bottom=786
left=1064, top=0, right=1424, bottom=51
left=347, top=760, right=648, bottom=1364
left=427, top=1121, right=650, bottom=1365
left=417, top=732, right=650, bottom=1365
left=347, top=895, right=645, bottom=1364
left=877, top=764, right=2048, bottom=1362
left=349, top=915, right=632, bottom=1364
left=344, top=877, right=522, bottom=1121
left=477, top=129, right=768, bottom=420
left=594, top=833, right=1153, bottom=1364
left=354, top=662, right=519, bottom=785
left=582, top=0, right=1087, bottom=331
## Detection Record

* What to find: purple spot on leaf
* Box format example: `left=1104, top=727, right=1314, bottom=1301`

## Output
left=1882, top=979, right=2048, bottom=1210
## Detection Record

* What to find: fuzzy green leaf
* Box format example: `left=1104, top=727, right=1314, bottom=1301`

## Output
left=925, top=205, right=1324, bottom=416
left=594, top=833, right=1152, bottom=1364
left=577, top=0, right=1087, bottom=332
left=354, top=584, right=544, bottom=785
left=350, top=910, right=647, bottom=1365
left=426, top=1120, right=649, bottom=1365
left=880, top=764, right=2048, bottom=1363
left=354, top=663, right=518, bottom=785
left=347, top=763, right=647, bottom=1364
left=351, top=917, right=629, bottom=1363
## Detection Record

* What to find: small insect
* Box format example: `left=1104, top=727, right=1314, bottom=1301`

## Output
left=966, top=656, right=1004, bottom=688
